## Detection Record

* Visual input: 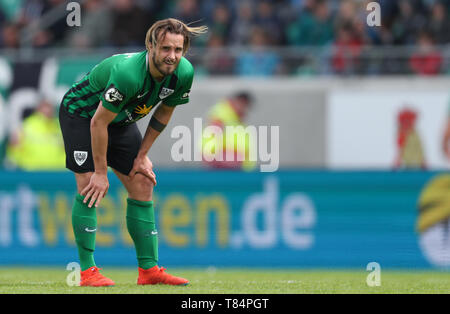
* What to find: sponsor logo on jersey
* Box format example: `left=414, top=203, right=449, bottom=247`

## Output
left=159, top=87, right=174, bottom=99
left=104, top=84, right=124, bottom=105
left=134, top=104, right=153, bottom=116
left=74, top=151, right=88, bottom=166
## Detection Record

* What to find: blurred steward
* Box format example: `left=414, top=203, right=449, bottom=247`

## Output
left=6, top=97, right=65, bottom=170
left=201, top=91, right=256, bottom=171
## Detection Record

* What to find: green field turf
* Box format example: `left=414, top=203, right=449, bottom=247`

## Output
left=0, top=267, right=448, bottom=294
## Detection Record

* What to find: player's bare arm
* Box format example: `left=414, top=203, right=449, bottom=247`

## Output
left=129, top=103, right=175, bottom=184
left=81, top=101, right=117, bottom=208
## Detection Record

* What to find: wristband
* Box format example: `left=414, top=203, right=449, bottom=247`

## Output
left=149, top=116, right=166, bottom=132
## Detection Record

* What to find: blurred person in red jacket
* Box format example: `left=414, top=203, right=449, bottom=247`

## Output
left=409, top=31, right=442, bottom=75
left=394, top=107, right=426, bottom=169
left=331, top=23, right=363, bottom=75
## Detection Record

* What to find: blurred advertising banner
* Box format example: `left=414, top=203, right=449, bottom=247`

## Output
left=1, top=56, right=101, bottom=136
left=328, top=90, right=450, bottom=170
left=0, top=170, right=448, bottom=269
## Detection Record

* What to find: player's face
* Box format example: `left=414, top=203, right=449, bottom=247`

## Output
left=151, top=32, right=184, bottom=77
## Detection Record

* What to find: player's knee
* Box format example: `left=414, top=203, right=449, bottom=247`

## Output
left=136, top=173, right=154, bottom=190
left=130, top=173, right=154, bottom=200
left=75, top=172, right=93, bottom=194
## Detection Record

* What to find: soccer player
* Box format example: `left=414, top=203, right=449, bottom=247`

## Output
left=59, top=18, right=207, bottom=287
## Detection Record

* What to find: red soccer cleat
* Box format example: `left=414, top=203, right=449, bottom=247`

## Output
left=80, top=266, right=115, bottom=287
left=137, top=266, right=189, bottom=286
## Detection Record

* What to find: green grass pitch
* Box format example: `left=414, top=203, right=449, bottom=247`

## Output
left=0, top=267, right=448, bottom=294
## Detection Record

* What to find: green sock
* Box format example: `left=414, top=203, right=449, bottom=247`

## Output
left=72, top=194, right=97, bottom=271
left=126, top=198, right=158, bottom=269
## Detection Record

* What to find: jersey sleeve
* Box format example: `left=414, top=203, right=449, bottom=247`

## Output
left=100, top=65, right=137, bottom=113
left=163, top=61, right=194, bottom=107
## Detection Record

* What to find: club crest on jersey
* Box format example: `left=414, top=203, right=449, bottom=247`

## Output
left=159, top=87, right=174, bottom=99
left=74, top=151, right=88, bottom=166
left=104, top=85, right=124, bottom=105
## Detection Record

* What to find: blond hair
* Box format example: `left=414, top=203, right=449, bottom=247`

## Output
left=145, top=18, right=208, bottom=55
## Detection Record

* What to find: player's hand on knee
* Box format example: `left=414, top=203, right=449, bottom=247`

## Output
left=81, top=172, right=109, bottom=208
left=129, top=155, right=157, bottom=186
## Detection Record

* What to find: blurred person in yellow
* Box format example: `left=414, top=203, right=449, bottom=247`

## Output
left=201, top=91, right=256, bottom=171
left=6, top=97, right=65, bottom=170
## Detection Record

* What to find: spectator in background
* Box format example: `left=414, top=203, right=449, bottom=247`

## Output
left=6, top=97, right=65, bottom=170
left=16, top=0, right=47, bottom=29
left=0, top=22, right=20, bottom=48
left=427, top=1, right=450, bottom=44
left=172, top=0, right=205, bottom=47
left=173, top=0, right=203, bottom=25
left=110, top=0, right=154, bottom=47
left=235, top=26, right=282, bottom=76
left=65, top=0, right=112, bottom=48
left=333, top=0, right=361, bottom=34
left=331, top=23, right=363, bottom=75
left=201, top=91, right=256, bottom=171
left=208, top=2, right=232, bottom=45
left=286, top=0, right=334, bottom=46
left=45, top=0, right=72, bottom=46
left=254, top=0, right=284, bottom=45
left=391, top=0, right=427, bottom=45
left=409, top=31, right=442, bottom=75
left=334, top=0, right=353, bottom=25
left=16, top=0, right=69, bottom=48
left=203, top=32, right=235, bottom=75
left=229, top=0, right=254, bottom=46
left=0, top=0, right=449, bottom=76
left=0, top=0, right=23, bottom=21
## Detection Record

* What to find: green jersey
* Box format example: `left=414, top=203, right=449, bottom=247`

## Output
left=62, top=51, right=193, bottom=125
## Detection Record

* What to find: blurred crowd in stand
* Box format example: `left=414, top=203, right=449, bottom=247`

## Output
left=1, top=0, right=450, bottom=75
